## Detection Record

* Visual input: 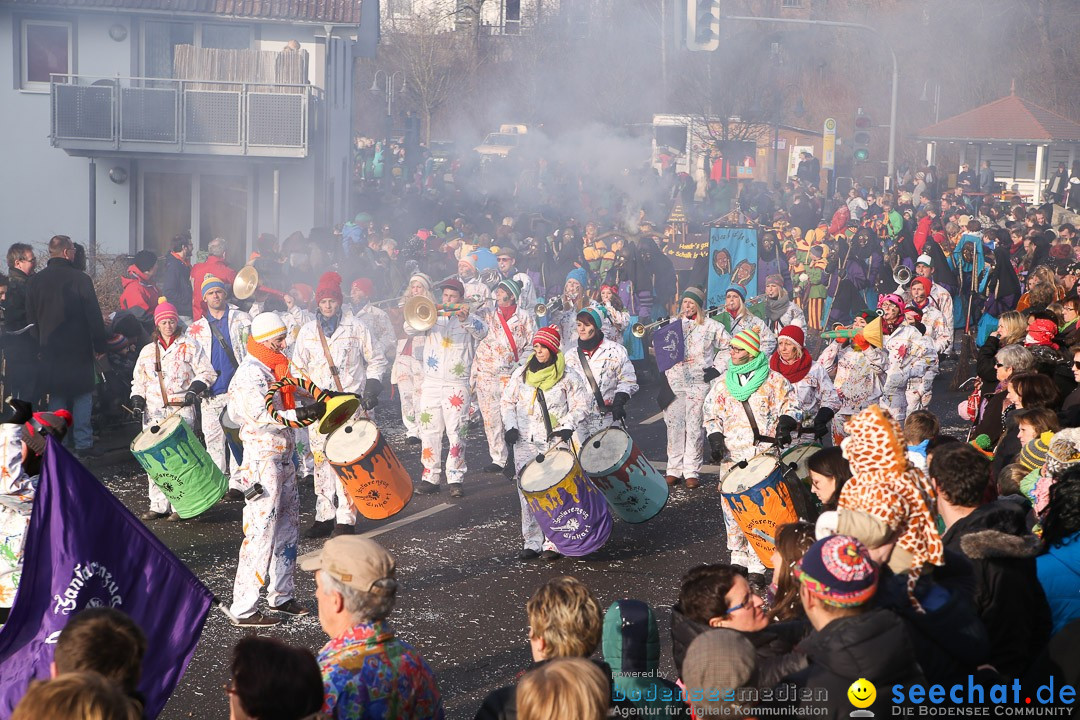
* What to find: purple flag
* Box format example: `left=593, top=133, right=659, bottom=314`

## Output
left=652, top=319, right=685, bottom=374
left=0, top=438, right=214, bottom=719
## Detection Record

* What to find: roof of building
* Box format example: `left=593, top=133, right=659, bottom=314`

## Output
left=917, top=93, right=1080, bottom=143
left=7, top=0, right=363, bottom=25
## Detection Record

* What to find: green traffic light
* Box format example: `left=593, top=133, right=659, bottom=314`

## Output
left=854, top=149, right=870, bottom=162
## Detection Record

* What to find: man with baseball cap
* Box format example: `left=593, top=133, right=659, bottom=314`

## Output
left=406, top=277, right=486, bottom=498
left=913, top=253, right=954, bottom=341
left=226, top=312, right=326, bottom=626
left=187, top=274, right=253, bottom=499
left=300, top=537, right=443, bottom=718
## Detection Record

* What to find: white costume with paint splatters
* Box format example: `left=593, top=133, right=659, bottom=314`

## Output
left=724, top=311, right=777, bottom=357
left=548, top=300, right=613, bottom=352
left=565, top=339, right=639, bottom=442
left=790, top=362, right=841, bottom=422
left=350, top=303, right=398, bottom=364
left=817, top=340, right=886, bottom=439
left=130, top=335, right=216, bottom=514
left=391, top=333, right=425, bottom=440
left=501, top=358, right=589, bottom=551
left=226, top=354, right=300, bottom=619
left=406, top=313, right=486, bottom=486
left=881, top=324, right=924, bottom=425
left=0, top=425, right=31, bottom=611
left=188, top=305, right=251, bottom=491
left=905, top=326, right=940, bottom=414
left=473, top=304, right=536, bottom=469
left=663, top=317, right=730, bottom=481
left=279, top=303, right=317, bottom=476
left=600, top=303, right=630, bottom=342
left=292, top=314, right=387, bottom=526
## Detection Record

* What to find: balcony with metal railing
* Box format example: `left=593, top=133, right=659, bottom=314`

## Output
left=50, top=75, right=317, bottom=158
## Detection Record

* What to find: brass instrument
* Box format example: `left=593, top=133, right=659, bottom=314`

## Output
left=403, top=295, right=489, bottom=332
left=631, top=305, right=725, bottom=338
left=233, top=265, right=286, bottom=301
left=535, top=300, right=549, bottom=317
left=893, top=266, right=912, bottom=293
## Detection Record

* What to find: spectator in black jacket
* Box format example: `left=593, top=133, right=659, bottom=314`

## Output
left=3, top=243, right=38, bottom=400
left=25, top=235, right=107, bottom=457
left=157, top=234, right=193, bottom=320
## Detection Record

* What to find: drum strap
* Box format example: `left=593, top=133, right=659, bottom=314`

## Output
left=155, top=342, right=186, bottom=407
left=535, top=388, right=555, bottom=438
left=740, top=400, right=776, bottom=445
left=207, top=315, right=240, bottom=372
left=317, top=329, right=345, bottom=393
left=577, top=348, right=611, bottom=414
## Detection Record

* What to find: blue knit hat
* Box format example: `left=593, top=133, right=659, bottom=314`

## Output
left=726, top=284, right=747, bottom=300
left=200, top=274, right=228, bottom=298
left=797, top=535, right=878, bottom=608
left=577, top=307, right=603, bottom=330
left=566, top=267, right=588, bottom=289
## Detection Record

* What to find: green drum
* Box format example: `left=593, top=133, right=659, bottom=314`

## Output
left=131, top=414, right=226, bottom=518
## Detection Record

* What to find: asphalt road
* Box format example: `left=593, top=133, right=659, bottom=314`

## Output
left=81, top=371, right=970, bottom=720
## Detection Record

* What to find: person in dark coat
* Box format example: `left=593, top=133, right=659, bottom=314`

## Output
left=25, top=235, right=107, bottom=456
left=931, top=443, right=1051, bottom=678
left=601, top=600, right=688, bottom=717
left=157, top=234, right=193, bottom=319
left=3, top=243, right=39, bottom=401
left=778, top=536, right=924, bottom=720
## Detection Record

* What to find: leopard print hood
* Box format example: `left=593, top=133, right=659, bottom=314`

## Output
left=840, top=405, right=909, bottom=477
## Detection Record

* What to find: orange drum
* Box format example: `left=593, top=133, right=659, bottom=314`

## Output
left=720, top=453, right=799, bottom=567
left=324, top=418, right=412, bottom=520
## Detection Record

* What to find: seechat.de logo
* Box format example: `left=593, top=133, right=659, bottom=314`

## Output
left=849, top=678, right=877, bottom=718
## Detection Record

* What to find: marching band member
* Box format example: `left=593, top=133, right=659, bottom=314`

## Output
left=906, top=276, right=951, bottom=355
left=599, top=284, right=630, bottom=342
left=281, top=283, right=314, bottom=350
left=458, top=249, right=495, bottom=302
left=227, top=312, right=320, bottom=626
left=474, top=277, right=536, bottom=474
left=550, top=268, right=605, bottom=351
left=902, top=306, right=940, bottom=414
left=762, top=274, right=805, bottom=334
left=914, top=254, right=954, bottom=339
left=407, top=278, right=487, bottom=498
left=818, top=311, right=887, bottom=440
left=703, top=326, right=800, bottom=585
left=392, top=273, right=434, bottom=446
left=770, top=325, right=839, bottom=443
left=292, top=272, right=388, bottom=538
left=662, top=287, right=729, bottom=489
left=720, top=285, right=776, bottom=357
left=565, top=306, right=638, bottom=442
left=878, top=294, right=923, bottom=425
left=130, top=300, right=215, bottom=522
left=348, top=277, right=397, bottom=364
left=501, top=326, right=589, bottom=561
left=187, top=275, right=252, bottom=499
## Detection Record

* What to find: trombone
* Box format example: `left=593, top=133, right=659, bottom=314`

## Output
left=631, top=305, right=725, bottom=338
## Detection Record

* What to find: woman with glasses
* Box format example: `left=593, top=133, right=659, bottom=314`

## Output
left=3, top=244, right=37, bottom=401
left=972, top=343, right=1035, bottom=445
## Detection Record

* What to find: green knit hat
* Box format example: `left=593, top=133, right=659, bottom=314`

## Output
left=680, top=286, right=706, bottom=309
left=1018, top=431, right=1055, bottom=473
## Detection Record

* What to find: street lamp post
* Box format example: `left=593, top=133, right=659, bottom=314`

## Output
left=370, top=70, right=406, bottom=143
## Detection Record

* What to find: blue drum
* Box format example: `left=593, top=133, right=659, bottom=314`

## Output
left=579, top=427, right=668, bottom=523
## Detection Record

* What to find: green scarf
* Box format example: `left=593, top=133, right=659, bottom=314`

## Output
left=1061, top=318, right=1077, bottom=334
left=724, top=351, right=771, bottom=402
left=525, top=352, right=565, bottom=391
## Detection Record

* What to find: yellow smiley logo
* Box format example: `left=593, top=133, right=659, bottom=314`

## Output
left=848, top=678, right=876, bottom=709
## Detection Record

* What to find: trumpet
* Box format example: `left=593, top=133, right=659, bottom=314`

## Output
left=893, top=266, right=912, bottom=294
left=631, top=305, right=726, bottom=338
left=535, top=300, right=549, bottom=317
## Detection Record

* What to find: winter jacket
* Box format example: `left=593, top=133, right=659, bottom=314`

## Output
left=942, top=502, right=1052, bottom=678
left=119, top=265, right=160, bottom=313
left=190, top=255, right=237, bottom=320
left=292, top=314, right=387, bottom=395
left=157, top=252, right=192, bottom=316
left=1037, top=532, right=1080, bottom=635
left=25, top=257, right=108, bottom=397
left=601, top=600, right=688, bottom=717
left=3, top=268, right=37, bottom=394
left=780, top=609, right=925, bottom=720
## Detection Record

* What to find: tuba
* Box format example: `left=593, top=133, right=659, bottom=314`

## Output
left=233, top=265, right=286, bottom=301
left=892, top=266, right=912, bottom=294
left=404, top=296, right=439, bottom=332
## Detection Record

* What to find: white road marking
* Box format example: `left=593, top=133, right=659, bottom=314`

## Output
left=359, top=503, right=456, bottom=539
left=640, top=411, right=665, bottom=425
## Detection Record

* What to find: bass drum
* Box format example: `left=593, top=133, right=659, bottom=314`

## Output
left=325, top=418, right=412, bottom=520
left=578, top=426, right=668, bottom=523
left=720, top=454, right=799, bottom=568
left=519, top=447, right=611, bottom=557
left=131, top=415, right=227, bottom=519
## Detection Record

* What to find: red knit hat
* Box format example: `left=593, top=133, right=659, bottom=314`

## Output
left=352, top=277, right=374, bottom=296
left=290, top=283, right=313, bottom=304
left=316, top=271, right=343, bottom=303
left=911, top=276, right=932, bottom=294
left=532, top=326, right=562, bottom=354
left=778, top=325, right=805, bottom=348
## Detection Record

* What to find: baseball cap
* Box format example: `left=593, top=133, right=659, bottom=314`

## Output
left=299, top=536, right=396, bottom=592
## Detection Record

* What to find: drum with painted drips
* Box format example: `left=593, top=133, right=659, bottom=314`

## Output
left=325, top=418, right=412, bottom=520
left=720, top=453, right=799, bottom=567
left=578, top=426, right=668, bottom=523
left=518, top=447, right=611, bottom=557
left=131, top=414, right=227, bottom=518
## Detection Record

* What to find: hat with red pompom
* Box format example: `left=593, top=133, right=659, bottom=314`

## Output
left=316, top=271, right=343, bottom=304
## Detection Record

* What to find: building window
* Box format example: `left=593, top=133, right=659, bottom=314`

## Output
left=781, top=0, right=802, bottom=7
left=201, top=24, right=252, bottom=50
left=504, top=0, right=521, bottom=34
left=388, top=0, right=414, bottom=18
left=21, top=20, right=72, bottom=89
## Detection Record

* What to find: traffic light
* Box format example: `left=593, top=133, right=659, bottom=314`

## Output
left=853, top=109, right=872, bottom=162
left=686, top=0, right=720, bottom=52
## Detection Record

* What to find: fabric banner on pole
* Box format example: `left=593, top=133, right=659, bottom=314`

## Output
left=0, top=438, right=213, bottom=719
left=652, top=319, right=685, bottom=374
left=706, top=227, right=759, bottom=309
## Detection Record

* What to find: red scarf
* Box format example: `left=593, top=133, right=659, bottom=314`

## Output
left=497, top=304, right=517, bottom=322
left=245, top=335, right=296, bottom=409
left=770, top=348, right=812, bottom=384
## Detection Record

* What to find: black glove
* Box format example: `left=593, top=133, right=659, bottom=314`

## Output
left=551, top=428, right=574, bottom=442
left=361, top=378, right=383, bottom=411
left=130, top=395, right=146, bottom=414
left=703, top=367, right=722, bottom=383
left=708, top=432, right=727, bottom=463
left=504, top=428, right=520, bottom=446
left=0, top=398, right=33, bottom=426
left=776, top=415, right=798, bottom=447
left=294, top=401, right=327, bottom=423
left=812, top=407, right=835, bottom=439
left=183, top=380, right=208, bottom=407
left=611, top=392, right=630, bottom=422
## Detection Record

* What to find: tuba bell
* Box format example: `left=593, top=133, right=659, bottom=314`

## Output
left=233, top=265, right=286, bottom=301
left=892, top=266, right=912, bottom=294
left=404, top=295, right=439, bottom=332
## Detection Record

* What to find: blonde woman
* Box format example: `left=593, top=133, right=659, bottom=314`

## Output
left=1017, top=264, right=1064, bottom=312
left=977, top=310, right=1027, bottom=395
left=390, top=273, right=433, bottom=444
left=517, top=658, right=608, bottom=720
left=549, top=268, right=607, bottom=351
